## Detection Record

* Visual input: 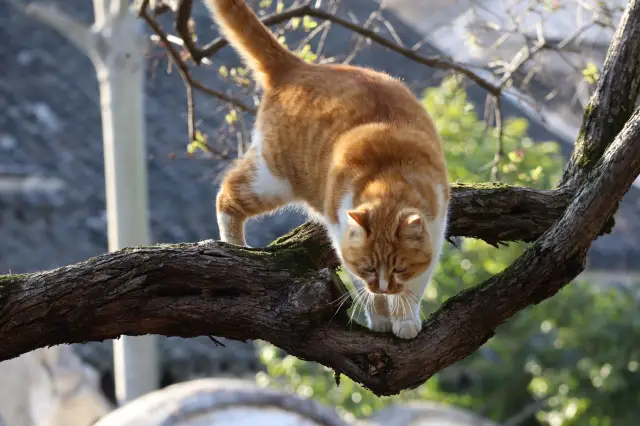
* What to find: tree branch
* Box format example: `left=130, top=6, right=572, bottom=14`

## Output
left=137, top=0, right=254, bottom=154
left=10, top=0, right=98, bottom=55
left=447, top=184, right=571, bottom=245
left=92, top=0, right=109, bottom=27
left=138, top=0, right=255, bottom=114
left=185, top=3, right=500, bottom=95
left=561, top=0, right=640, bottom=187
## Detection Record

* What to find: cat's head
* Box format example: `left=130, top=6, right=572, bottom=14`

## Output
left=341, top=206, right=433, bottom=294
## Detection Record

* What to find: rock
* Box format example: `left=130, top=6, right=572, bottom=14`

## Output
left=368, top=402, right=498, bottom=426
left=0, top=345, right=113, bottom=426
left=93, top=378, right=353, bottom=426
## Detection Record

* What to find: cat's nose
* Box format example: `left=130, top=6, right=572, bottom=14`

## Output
left=378, top=278, right=389, bottom=293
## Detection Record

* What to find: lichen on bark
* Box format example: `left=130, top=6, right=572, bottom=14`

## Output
left=0, top=274, right=28, bottom=294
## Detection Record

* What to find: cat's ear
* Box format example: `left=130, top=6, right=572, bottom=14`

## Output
left=397, top=211, right=425, bottom=242
left=347, top=209, right=370, bottom=242
left=347, top=209, right=369, bottom=230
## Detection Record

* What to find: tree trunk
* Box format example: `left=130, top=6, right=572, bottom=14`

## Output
left=12, top=0, right=160, bottom=405
left=94, top=10, right=160, bottom=407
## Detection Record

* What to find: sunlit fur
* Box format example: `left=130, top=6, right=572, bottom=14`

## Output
left=206, top=0, right=450, bottom=339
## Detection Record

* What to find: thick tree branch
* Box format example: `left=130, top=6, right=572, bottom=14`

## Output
left=561, top=0, right=640, bottom=187
left=1, top=109, right=639, bottom=396
left=447, top=184, right=570, bottom=245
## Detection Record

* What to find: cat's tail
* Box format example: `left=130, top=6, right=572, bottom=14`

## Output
left=203, top=0, right=303, bottom=89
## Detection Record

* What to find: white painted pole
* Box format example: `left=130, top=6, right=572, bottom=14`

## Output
left=96, top=12, right=160, bottom=406
left=15, top=0, right=160, bottom=405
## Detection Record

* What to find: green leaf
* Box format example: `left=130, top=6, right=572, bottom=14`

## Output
left=303, top=16, right=318, bottom=31
left=225, top=109, right=238, bottom=125
left=582, top=62, right=600, bottom=85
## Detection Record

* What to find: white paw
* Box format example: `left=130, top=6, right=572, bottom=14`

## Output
left=392, top=317, right=422, bottom=339
left=367, top=312, right=392, bottom=333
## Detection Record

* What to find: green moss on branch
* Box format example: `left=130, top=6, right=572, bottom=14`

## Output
left=451, top=181, right=512, bottom=191
left=0, top=273, right=30, bottom=299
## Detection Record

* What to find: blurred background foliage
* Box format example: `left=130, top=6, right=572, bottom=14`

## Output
left=254, top=77, right=640, bottom=426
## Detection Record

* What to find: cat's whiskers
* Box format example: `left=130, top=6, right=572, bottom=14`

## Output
left=348, top=286, right=368, bottom=327
left=365, top=292, right=375, bottom=318
left=389, top=294, right=399, bottom=317
left=401, top=294, right=410, bottom=320
left=328, top=290, right=352, bottom=306
left=406, top=291, right=427, bottom=320
left=328, top=289, right=357, bottom=324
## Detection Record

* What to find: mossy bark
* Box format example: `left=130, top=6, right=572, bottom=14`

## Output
left=561, top=1, right=640, bottom=186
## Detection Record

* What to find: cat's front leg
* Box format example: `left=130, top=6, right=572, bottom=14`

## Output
left=389, top=300, right=422, bottom=339
left=366, top=294, right=393, bottom=333
left=389, top=288, right=424, bottom=339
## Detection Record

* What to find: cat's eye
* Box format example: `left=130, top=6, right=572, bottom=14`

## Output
left=363, top=266, right=376, bottom=274
left=392, top=266, right=407, bottom=274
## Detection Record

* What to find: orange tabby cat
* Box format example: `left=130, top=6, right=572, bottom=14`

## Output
left=206, top=0, right=450, bottom=339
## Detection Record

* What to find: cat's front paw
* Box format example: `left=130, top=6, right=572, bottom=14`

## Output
left=367, top=312, right=392, bottom=333
left=392, top=317, right=422, bottom=339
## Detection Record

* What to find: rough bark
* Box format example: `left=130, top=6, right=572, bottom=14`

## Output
left=447, top=184, right=571, bottom=245
left=561, top=0, right=640, bottom=187
left=1, top=107, right=639, bottom=395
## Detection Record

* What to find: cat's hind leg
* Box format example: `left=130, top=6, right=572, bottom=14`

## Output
left=216, top=147, right=294, bottom=246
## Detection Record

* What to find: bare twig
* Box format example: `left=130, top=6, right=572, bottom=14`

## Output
left=137, top=0, right=255, bottom=154
left=342, top=10, right=378, bottom=65
left=175, top=0, right=200, bottom=63
left=207, top=335, right=227, bottom=347
left=177, top=3, right=500, bottom=94
left=141, top=5, right=254, bottom=112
